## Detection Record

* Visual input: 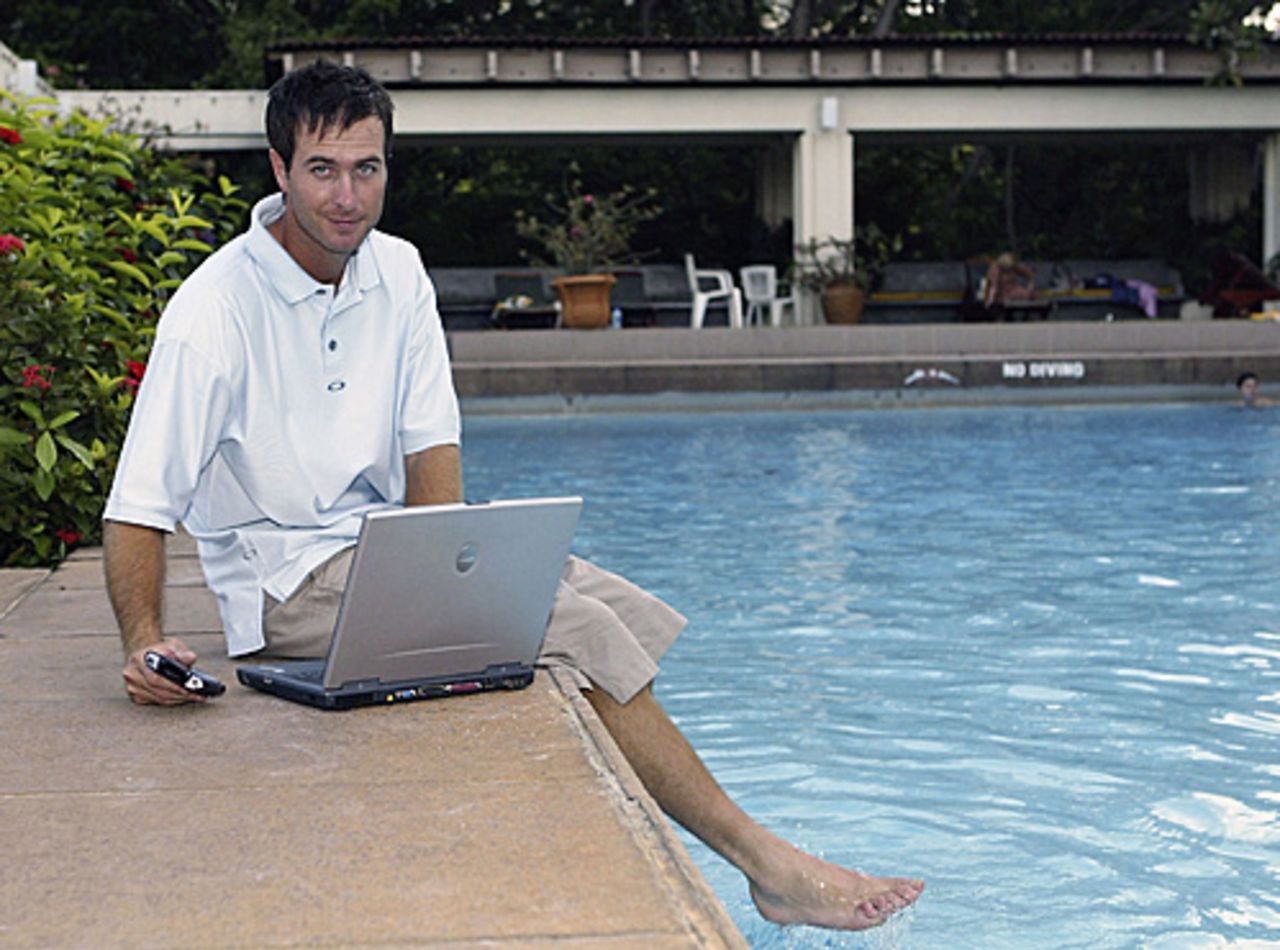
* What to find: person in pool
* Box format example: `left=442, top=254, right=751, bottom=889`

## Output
left=102, top=60, right=924, bottom=932
left=1237, top=372, right=1275, bottom=408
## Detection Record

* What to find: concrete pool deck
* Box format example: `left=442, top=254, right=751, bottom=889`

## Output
left=0, top=533, right=747, bottom=948
left=448, top=319, right=1280, bottom=410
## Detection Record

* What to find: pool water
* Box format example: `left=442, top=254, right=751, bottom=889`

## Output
left=464, top=403, right=1280, bottom=949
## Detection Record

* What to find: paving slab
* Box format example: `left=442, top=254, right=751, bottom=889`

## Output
left=0, top=548, right=746, bottom=949
left=46, top=554, right=208, bottom=590
left=3, top=780, right=693, bottom=947
left=0, top=584, right=221, bottom=637
left=0, top=568, right=47, bottom=620
left=1, top=640, right=598, bottom=794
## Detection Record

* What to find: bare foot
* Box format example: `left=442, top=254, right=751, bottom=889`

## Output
left=747, top=843, right=924, bottom=931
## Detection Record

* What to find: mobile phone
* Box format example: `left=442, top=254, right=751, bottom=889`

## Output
left=143, top=650, right=226, bottom=697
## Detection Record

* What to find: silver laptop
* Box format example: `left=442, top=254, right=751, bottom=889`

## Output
left=236, top=497, right=582, bottom=710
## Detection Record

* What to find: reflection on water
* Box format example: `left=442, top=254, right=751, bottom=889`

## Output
left=466, top=404, right=1280, bottom=949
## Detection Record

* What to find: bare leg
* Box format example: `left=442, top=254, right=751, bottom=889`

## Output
left=585, top=685, right=924, bottom=931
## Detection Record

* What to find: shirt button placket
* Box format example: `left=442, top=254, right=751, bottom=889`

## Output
left=320, top=290, right=343, bottom=386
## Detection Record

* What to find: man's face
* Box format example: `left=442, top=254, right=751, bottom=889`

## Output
left=1241, top=377, right=1259, bottom=403
left=269, top=114, right=387, bottom=281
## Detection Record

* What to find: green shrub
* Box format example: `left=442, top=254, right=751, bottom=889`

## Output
left=0, top=92, right=248, bottom=567
left=514, top=172, right=661, bottom=275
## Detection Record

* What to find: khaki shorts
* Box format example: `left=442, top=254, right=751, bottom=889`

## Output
left=262, top=549, right=686, bottom=704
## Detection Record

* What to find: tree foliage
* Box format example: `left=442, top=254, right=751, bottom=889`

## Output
left=2, top=1, right=225, bottom=89
left=885, top=0, right=1193, bottom=35
left=0, top=92, right=248, bottom=566
left=369, top=143, right=766, bottom=271
left=854, top=138, right=1260, bottom=291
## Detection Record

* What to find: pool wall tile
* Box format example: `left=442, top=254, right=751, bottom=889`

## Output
left=760, top=362, right=834, bottom=391
left=449, top=322, right=1280, bottom=403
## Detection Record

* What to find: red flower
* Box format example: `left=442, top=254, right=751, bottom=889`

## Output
left=0, top=234, right=24, bottom=254
left=117, top=247, right=137, bottom=263
left=21, top=364, right=54, bottom=391
left=55, top=527, right=82, bottom=546
left=0, top=126, right=21, bottom=146
left=122, top=359, right=146, bottom=391
left=116, top=177, right=135, bottom=193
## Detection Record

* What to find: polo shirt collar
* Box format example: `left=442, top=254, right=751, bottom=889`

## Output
left=244, top=193, right=383, bottom=305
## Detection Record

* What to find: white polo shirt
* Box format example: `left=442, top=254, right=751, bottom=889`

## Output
left=105, top=193, right=461, bottom=656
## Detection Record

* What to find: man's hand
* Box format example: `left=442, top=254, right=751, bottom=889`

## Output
left=122, top=637, right=206, bottom=706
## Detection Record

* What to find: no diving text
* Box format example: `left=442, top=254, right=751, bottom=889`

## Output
left=1001, top=361, right=1086, bottom=381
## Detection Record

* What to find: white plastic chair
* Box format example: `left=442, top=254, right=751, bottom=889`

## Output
left=684, top=253, right=743, bottom=329
left=739, top=265, right=796, bottom=327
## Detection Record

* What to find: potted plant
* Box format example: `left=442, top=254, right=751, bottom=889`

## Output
left=515, top=175, right=660, bottom=329
left=790, top=224, right=901, bottom=325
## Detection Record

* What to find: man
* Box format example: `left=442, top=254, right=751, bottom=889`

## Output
left=104, top=61, right=923, bottom=932
left=1237, top=371, right=1275, bottom=408
left=982, top=250, right=1041, bottom=313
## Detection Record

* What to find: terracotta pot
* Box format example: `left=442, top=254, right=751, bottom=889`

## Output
left=821, top=282, right=866, bottom=325
left=552, top=274, right=617, bottom=329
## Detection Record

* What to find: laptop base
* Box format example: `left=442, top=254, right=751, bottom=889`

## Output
left=236, top=662, right=535, bottom=711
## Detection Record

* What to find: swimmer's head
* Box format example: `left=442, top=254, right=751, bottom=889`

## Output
left=1238, top=371, right=1260, bottom=403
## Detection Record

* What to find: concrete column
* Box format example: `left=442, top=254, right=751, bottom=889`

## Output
left=792, top=94, right=854, bottom=323
left=850, top=130, right=857, bottom=227
left=0, top=40, right=54, bottom=98
left=792, top=96, right=854, bottom=246
left=1265, top=133, right=1280, bottom=269
left=15, top=59, right=38, bottom=95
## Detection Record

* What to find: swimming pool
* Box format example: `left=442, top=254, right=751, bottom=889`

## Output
left=464, top=403, right=1280, bottom=949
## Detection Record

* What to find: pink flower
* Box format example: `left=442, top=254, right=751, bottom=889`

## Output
left=0, top=234, right=24, bottom=255
left=0, top=127, right=21, bottom=146
left=21, top=364, right=54, bottom=391
left=55, top=527, right=82, bottom=546
left=583, top=194, right=594, bottom=204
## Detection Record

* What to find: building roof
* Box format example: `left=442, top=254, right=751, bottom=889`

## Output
left=268, top=32, right=1232, bottom=52
left=263, top=33, right=1280, bottom=88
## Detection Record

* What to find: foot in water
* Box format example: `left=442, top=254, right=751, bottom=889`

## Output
left=748, top=844, right=924, bottom=931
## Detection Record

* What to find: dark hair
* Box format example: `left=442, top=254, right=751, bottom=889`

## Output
left=266, top=60, right=394, bottom=169
left=1237, top=371, right=1259, bottom=389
